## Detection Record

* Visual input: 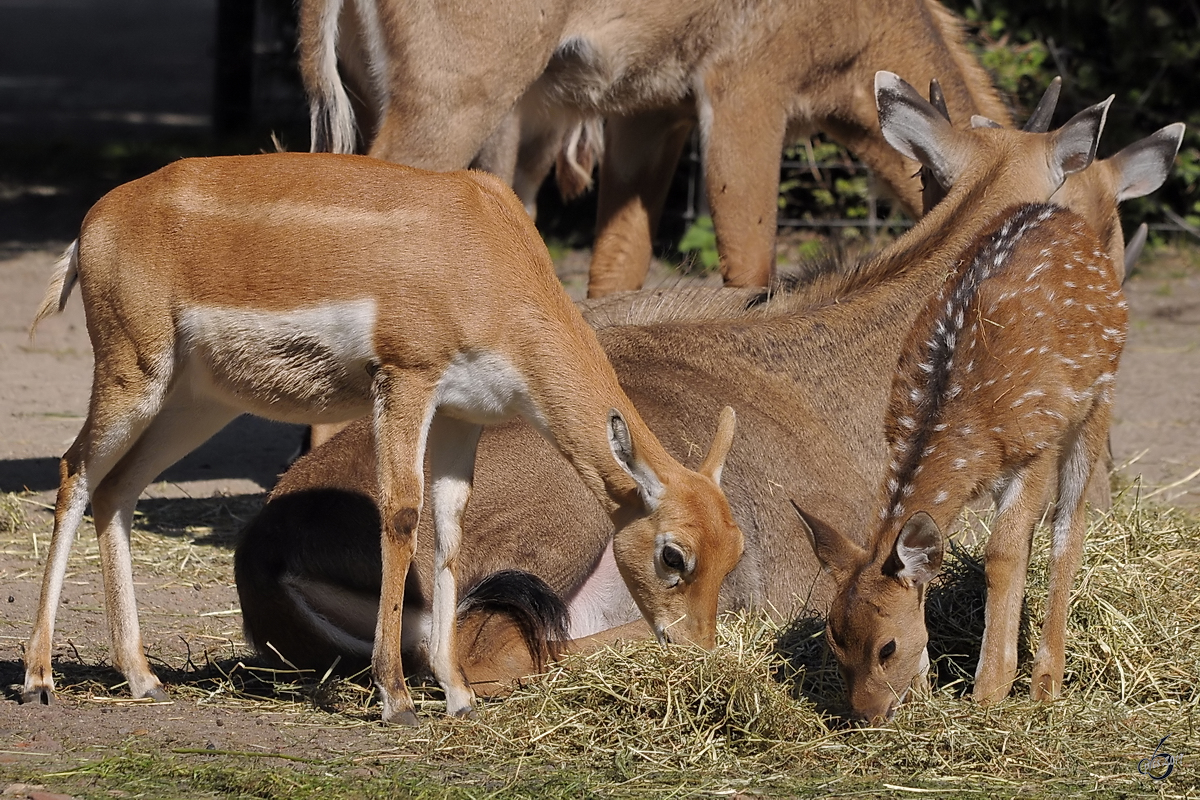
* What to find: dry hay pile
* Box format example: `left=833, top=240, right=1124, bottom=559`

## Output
left=417, top=491, right=1199, bottom=795
left=3, top=488, right=1196, bottom=795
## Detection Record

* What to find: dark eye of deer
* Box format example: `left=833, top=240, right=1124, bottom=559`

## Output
left=661, top=544, right=687, bottom=573
left=880, top=640, right=897, bottom=661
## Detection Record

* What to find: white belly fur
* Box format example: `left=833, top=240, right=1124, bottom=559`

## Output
left=434, top=350, right=547, bottom=432
left=178, top=301, right=378, bottom=423
left=177, top=303, right=550, bottom=433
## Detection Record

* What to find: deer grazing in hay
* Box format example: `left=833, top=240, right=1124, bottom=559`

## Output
left=794, top=198, right=1130, bottom=721
left=234, top=76, right=1161, bottom=699
left=300, top=0, right=1008, bottom=296
left=21, top=155, right=743, bottom=724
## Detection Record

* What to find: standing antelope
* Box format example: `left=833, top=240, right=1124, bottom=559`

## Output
left=300, top=0, right=1009, bottom=296
left=235, top=75, right=1141, bottom=695
left=21, top=155, right=743, bottom=724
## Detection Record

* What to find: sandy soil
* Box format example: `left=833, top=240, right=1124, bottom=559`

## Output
left=0, top=240, right=1197, bottom=795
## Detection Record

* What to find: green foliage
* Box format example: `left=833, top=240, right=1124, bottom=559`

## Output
left=776, top=137, right=890, bottom=240
left=946, top=0, right=1200, bottom=237
left=678, top=214, right=720, bottom=272
left=768, top=2, right=1198, bottom=242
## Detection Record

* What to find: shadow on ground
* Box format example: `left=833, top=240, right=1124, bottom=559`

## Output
left=0, top=415, right=303, bottom=494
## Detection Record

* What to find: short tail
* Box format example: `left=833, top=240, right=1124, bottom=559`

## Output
left=29, top=240, right=79, bottom=338
left=299, top=0, right=357, bottom=154
left=458, top=569, right=570, bottom=670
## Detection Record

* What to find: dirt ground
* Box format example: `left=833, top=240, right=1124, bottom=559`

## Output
left=0, top=240, right=1197, bottom=794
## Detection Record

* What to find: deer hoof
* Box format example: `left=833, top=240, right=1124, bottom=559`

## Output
left=20, top=686, right=55, bottom=706
left=452, top=705, right=477, bottom=720
left=1030, top=672, right=1061, bottom=701
left=383, top=708, right=420, bottom=727
left=144, top=685, right=171, bottom=702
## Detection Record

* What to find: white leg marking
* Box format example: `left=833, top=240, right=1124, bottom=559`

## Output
left=426, top=415, right=483, bottom=716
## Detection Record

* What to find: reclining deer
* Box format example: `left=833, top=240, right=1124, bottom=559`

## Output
left=21, top=155, right=744, bottom=724
left=300, top=0, right=1008, bottom=296
left=237, top=76, right=1180, bottom=714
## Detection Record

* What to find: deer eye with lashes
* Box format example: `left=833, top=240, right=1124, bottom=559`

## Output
left=657, top=540, right=693, bottom=585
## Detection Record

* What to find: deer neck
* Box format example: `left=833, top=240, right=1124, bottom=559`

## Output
left=515, top=306, right=677, bottom=518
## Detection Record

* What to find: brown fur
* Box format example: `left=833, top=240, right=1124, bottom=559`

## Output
left=298, top=0, right=1010, bottom=296
left=235, top=77, right=1124, bottom=705
left=22, top=153, right=742, bottom=724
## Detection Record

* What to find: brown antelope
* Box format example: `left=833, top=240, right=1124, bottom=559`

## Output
left=234, top=75, right=1135, bottom=694
left=299, top=0, right=1009, bottom=296
left=21, top=154, right=743, bottom=724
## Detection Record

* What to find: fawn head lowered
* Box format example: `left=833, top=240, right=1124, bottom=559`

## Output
left=790, top=73, right=1111, bottom=723
left=610, top=405, right=741, bottom=648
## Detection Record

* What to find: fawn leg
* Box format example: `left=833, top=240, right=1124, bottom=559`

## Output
left=973, top=451, right=1055, bottom=704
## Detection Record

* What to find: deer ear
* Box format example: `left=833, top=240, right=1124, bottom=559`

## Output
left=698, top=406, right=737, bottom=486
left=876, top=70, right=962, bottom=190
left=790, top=499, right=864, bottom=578
left=1108, top=122, right=1185, bottom=202
left=1050, top=96, right=1112, bottom=183
left=888, top=512, right=944, bottom=588
left=608, top=409, right=664, bottom=511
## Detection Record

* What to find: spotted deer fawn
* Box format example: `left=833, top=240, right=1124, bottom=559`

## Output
left=794, top=196, right=1130, bottom=720
left=22, top=154, right=743, bottom=724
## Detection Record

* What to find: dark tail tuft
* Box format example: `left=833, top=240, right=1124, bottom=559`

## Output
left=458, top=570, right=570, bottom=670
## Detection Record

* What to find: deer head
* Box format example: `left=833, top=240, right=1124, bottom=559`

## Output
left=792, top=501, right=942, bottom=722
left=611, top=406, right=741, bottom=648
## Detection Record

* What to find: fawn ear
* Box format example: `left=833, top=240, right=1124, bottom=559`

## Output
left=1022, top=76, right=1062, bottom=133
left=1108, top=122, right=1186, bottom=202
left=887, top=512, right=944, bottom=588
left=608, top=409, right=664, bottom=511
left=1049, top=95, right=1112, bottom=184
left=876, top=70, right=963, bottom=191
left=791, top=499, right=865, bottom=578
left=698, top=406, right=737, bottom=486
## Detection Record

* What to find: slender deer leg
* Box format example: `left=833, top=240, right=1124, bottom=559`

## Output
left=587, top=109, right=694, bottom=298
left=700, top=73, right=788, bottom=288
left=426, top=415, right=484, bottom=717
left=973, top=451, right=1056, bottom=704
left=23, top=364, right=173, bottom=704
left=23, top=444, right=91, bottom=704
left=1031, top=410, right=1111, bottom=700
left=370, top=366, right=436, bottom=726
left=89, top=390, right=240, bottom=699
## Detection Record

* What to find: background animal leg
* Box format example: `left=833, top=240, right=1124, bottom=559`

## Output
left=587, top=109, right=694, bottom=298
left=700, top=75, right=788, bottom=288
